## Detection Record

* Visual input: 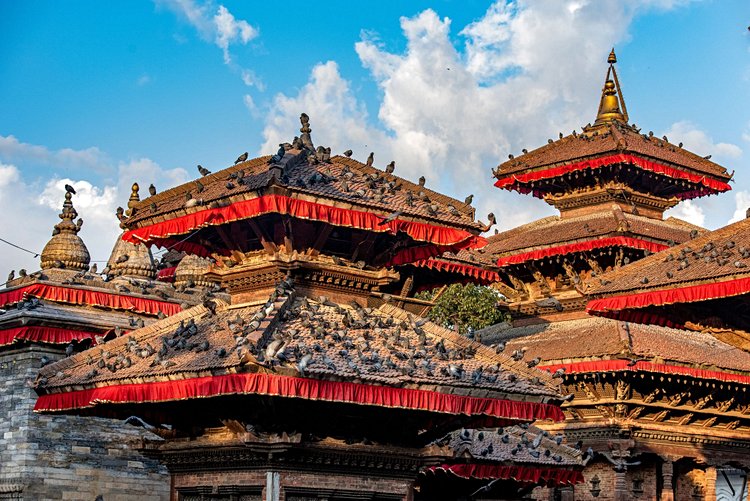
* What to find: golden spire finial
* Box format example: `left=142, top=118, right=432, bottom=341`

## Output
left=593, top=48, right=628, bottom=126
left=128, top=182, right=140, bottom=209
left=40, top=190, right=90, bottom=271
left=608, top=48, right=617, bottom=64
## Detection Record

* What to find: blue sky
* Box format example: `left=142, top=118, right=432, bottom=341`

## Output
left=1, top=0, right=748, bottom=274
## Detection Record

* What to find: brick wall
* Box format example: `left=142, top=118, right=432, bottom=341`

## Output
left=0, top=346, right=170, bottom=501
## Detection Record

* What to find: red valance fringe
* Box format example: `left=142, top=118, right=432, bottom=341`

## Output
left=123, top=194, right=485, bottom=252
left=34, top=372, right=564, bottom=422
left=540, top=360, right=750, bottom=385
left=0, top=284, right=182, bottom=316
left=586, top=276, right=750, bottom=318
left=412, top=259, right=499, bottom=284
left=156, top=266, right=177, bottom=282
left=425, top=464, right=583, bottom=486
left=497, top=237, right=667, bottom=267
left=494, top=153, right=731, bottom=199
left=0, top=326, right=99, bottom=346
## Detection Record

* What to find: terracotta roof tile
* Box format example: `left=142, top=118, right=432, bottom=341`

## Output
left=477, top=316, right=750, bottom=373
left=37, top=284, right=560, bottom=400
left=485, top=211, right=700, bottom=258
left=496, top=123, right=730, bottom=181
left=126, top=152, right=483, bottom=233
left=439, top=426, right=583, bottom=466
left=586, top=217, right=750, bottom=297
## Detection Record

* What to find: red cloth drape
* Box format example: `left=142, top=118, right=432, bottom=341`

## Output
left=123, top=194, right=485, bottom=251
left=426, top=464, right=583, bottom=486
left=156, top=266, right=177, bottom=282
left=496, top=237, right=667, bottom=267
left=586, top=276, right=750, bottom=317
left=34, top=371, right=564, bottom=421
left=494, top=153, right=731, bottom=199
left=412, top=259, right=500, bottom=283
left=0, top=326, right=99, bottom=346
left=540, top=360, right=750, bottom=385
left=0, top=284, right=182, bottom=316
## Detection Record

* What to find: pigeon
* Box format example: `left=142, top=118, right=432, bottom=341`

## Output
left=527, top=357, right=541, bottom=368
left=148, top=184, right=157, bottom=196
left=377, top=211, right=402, bottom=226
left=418, top=176, right=426, bottom=187
left=64, top=184, right=76, bottom=195
left=197, top=165, right=211, bottom=176
left=366, top=152, right=374, bottom=167
left=343, top=149, right=353, bottom=157
left=464, top=194, right=473, bottom=205
left=7, top=270, right=14, bottom=282
left=235, top=152, right=249, bottom=164
left=385, top=161, right=395, bottom=174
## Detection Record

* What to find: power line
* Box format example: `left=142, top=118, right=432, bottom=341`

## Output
left=0, top=237, right=40, bottom=258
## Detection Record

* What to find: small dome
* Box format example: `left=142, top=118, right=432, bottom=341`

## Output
left=106, top=233, right=156, bottom=279
left=40, top=192, right=90, bottom=271
left=174, top=254, right=215, bottom=288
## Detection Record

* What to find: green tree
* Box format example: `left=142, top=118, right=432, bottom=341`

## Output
left=417, top=283, right=506, bottom=336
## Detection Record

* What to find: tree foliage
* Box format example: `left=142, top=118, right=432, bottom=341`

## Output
left=416, top=283, right=506, bottom=336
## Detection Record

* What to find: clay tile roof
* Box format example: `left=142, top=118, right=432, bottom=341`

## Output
left=477, top=316, right=750, bottom=374
left=586, top=216, right=750, bottom=298
left=439, top=426, right=583, bottom=467
left=495, top=123, right=730, bottom=183
left=484, top=210, right=701, bottom=262
left=36, top=284, right=562, bottom=405
left=126, top=152, right=482, bottom=234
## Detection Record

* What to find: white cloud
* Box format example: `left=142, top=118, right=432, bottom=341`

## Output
left=158, top=0, right=258, bottom=65
left=0, top=134, right=108, bottom=172
left=137, top=74, right=152, bottom=86
left=729, top=190, right=750, bottom=224
left=260, top=1, right=697, bottom=232
left=664, top=199, right=705, bottom=227
left=0, top=137, right=190, bottom=276
left=663, top=121, right=742, bottom=159
left=213, top=5, right=258, bottom=64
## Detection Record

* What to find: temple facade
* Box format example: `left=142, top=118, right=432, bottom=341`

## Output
left=474, top=51, right=750, bottom=501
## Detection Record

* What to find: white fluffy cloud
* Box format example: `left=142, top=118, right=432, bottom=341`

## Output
left=729, top=191, right=750, bottom=224
left=665, top=199, right=706, bottom=227
left=0, top=134, right=108, bottom=172
left=213, top=5, right=258, bottom=64
left=662, top=121, right=742, bottom=159
left=0, top=140, right=189, bottom=277
left=157, top=0, right=259, bottom=70
left=260, top=1, right=701, bottom=232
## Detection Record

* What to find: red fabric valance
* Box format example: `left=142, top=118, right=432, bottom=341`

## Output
left=34, top=372, right=564, bottom=422
left=540, top=360, right=750, bottom=385
left=123, top=194, right=485, bottom=252
left=156, top=266, right=177, bottom=282
left=496, top=237, right=667, bottom=267
left=425, top=464, right=583, bottom=486
left=412, top=258, right=500, bottom=284
left=0, top=326, right=99, bottom=346
left=0, top=284, right=182, bottom=316
left=586, top=276, right=750, bottom=318
left=494, top=153, right=731, bottom=199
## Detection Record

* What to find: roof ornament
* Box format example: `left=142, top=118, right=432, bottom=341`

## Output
left=39, top=190, right=91, bottom=271
left=126, top=182, right=140, bottom=217
left=593, top=48, right=629, bottom=127
left=300, top=113, right=314, bottom=151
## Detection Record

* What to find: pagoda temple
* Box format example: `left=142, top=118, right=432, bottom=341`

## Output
left=31, top=116, right=585, bottom=500
left=475, top=51, right=750, bottom=500
left=585, top=214, right=750, bottom=349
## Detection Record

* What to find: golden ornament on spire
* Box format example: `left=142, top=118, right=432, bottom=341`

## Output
left=593, top=48, right=629, bottom=127
left=40, top=191, right=91, bottom=271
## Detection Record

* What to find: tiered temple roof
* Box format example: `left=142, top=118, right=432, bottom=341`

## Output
left=585, top=215, right=750, bottom=345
